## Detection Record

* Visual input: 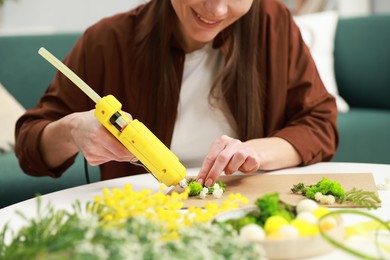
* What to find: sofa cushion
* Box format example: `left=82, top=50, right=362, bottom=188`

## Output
left=333, top=108, right=390, bottom=164
left=0, top=83, right=26, bottom=153
left=294, top=11, right=349, bottom=113
left=335, top=15, right=390, bottom=110
left=0, top=33, right=81, bottom=109
left=0, top=152, right=99, bottom=208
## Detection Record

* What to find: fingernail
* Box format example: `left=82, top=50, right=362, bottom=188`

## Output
left=130, top=157, right=138, bottom=163
left=197, top=178, right=203, bottom=185
left=205, top=179, right=213, bottom=187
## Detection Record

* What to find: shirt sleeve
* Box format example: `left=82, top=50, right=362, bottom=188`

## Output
left=14, top=10, right=142, bottom=178
left=266, top=5, right=339, bottom=165
left=14, top=33, right=96, bottom=178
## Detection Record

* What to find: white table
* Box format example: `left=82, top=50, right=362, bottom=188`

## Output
left=1, top=162, right=389, bottom=259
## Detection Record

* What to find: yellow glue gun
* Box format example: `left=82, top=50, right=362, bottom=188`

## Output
left=95, top=95, right=186, bottom=186
left=38, top=47, right=186, bottom=187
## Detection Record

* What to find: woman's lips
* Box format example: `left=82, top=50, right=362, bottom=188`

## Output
left=191, top=9, right=223, bottom=28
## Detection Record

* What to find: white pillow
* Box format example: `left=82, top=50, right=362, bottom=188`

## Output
left=0, top=83, right=26, bottom=153
left=294, top=11, right=350, bottom=113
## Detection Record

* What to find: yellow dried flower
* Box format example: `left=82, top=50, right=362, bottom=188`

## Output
left=89, top=184, right=248, bottom=240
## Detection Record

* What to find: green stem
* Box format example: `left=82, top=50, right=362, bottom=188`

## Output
left=319, top=210, right=390, bottom=260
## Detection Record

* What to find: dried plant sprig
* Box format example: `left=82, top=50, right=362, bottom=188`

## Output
left=341, top=188, right=381, bottom=209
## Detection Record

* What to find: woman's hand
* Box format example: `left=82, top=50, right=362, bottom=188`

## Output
left=68, top=110, right=136, bottom=165
left=196, top=135, right=260, bottom=187
left=40, top=110, right=136, bottom=168
left=196, top=136, right=303, bottom=187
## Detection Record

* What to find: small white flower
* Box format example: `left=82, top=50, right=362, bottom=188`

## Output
left=179, top=178, right=188, bottom=188
left=314, top=192, right=323, bottom=202
left=212, top=188, right=223, bottom=199
left=213, top=183, right=220, bottom=190
left=199, top=190, right=208, bottom=199
left=314, top=192, right=335, bottom=205
left=325, top=195, right=336, bottom=204
left=202, top=187, right=209, bottom=194
left=377, top=178, right=390, bottom=191
left=319, top=194, right=335, bottom=204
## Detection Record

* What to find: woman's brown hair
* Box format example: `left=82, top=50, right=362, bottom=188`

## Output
left=133, top=0, right=264, bottom=141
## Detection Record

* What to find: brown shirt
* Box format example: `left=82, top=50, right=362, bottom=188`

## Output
left=15, top=0, right=338, bottom=180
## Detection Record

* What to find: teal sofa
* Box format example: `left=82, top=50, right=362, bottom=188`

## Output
left=332, top=14, right=390, bottom=163
left=1, top=14, right=390, bottom=208
left=0, top=33, right=100, bottom=208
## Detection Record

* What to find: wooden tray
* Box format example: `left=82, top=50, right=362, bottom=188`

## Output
left=168, top=173, right=380, bottom=208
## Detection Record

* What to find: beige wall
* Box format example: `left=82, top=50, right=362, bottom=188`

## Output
left=338, top=0, right=371, bottom=17
left=282, top=0, right=390, bottom=17
left=0, top=0, right=146, bottom=35
left=2, top=0, right=390, bottom=35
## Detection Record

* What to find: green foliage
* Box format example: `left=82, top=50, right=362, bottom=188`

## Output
left=291, top=177, right=345, bottom=200
left=188, top=180, right=203, bottom=196
left=218, top=193, right=296, bottom=232
left=208, top=180, right=227, bottom=193
left=0, top=199, right=90, bottom=259
left=0, top=199, right=266, bottom=259
left=291, top=178, right=381, bottom=209
left=290, top=183, right=305, bottom=194
left=187, top=178, right=226, bottom=196
left=217, top=214, right=258, bottom=232
left=0, top=224, right=8, bottom=256
left=255, top=193, right=296, bottom=226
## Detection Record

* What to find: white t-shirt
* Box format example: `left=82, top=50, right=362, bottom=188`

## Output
left=170, top=44, right=237, bottom=168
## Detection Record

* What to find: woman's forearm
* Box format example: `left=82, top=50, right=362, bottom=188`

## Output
left=40, top=114, right=79, bottom=169
left=245, top=137, right=302, bottom=171
left=40, top=110, right=136, bottom=169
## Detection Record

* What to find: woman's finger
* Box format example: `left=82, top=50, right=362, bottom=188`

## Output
left=197, top=135, right=230, bottom=185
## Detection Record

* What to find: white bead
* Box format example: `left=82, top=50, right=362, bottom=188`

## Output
left=239, top=224, right=266, bottom=242
left=279, top=224, right=299, bottom=239
left=297, top=212, right=318, bottom=224
left=296, top=199, right=319, bottom=214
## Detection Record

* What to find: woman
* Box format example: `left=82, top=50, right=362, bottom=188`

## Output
left=15, top=0, right=338, bottom=187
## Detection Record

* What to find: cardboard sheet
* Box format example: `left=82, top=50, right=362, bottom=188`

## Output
left=168, top=173, right=380, bottom=208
